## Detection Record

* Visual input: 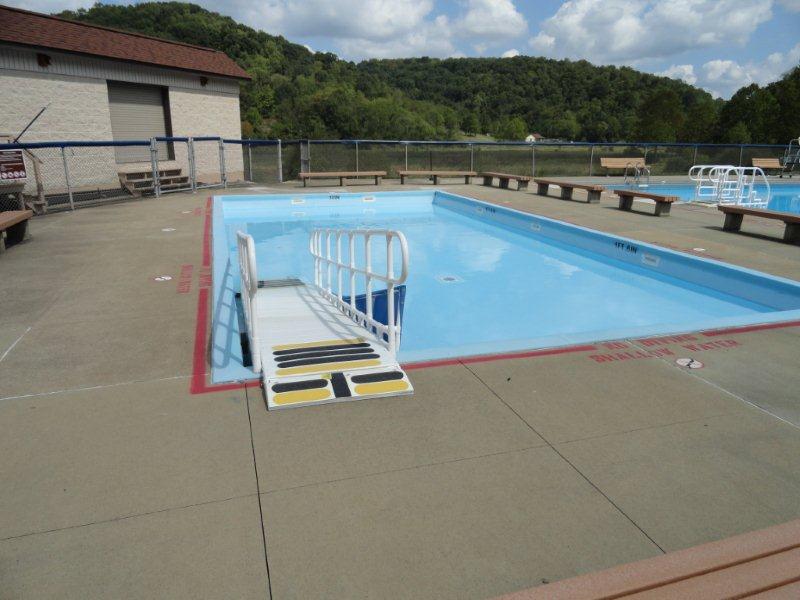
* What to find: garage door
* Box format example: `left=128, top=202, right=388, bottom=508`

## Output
left=107, top=81, right=172, bottom=164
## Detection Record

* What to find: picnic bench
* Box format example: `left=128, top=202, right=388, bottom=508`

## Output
left=751, top=157, right=782, bottom=174
left=614, top=189, right=677, bottom=216
left=718, top=204, right=800, bottom=244
left=0, top=210, right=33, bottom=252
left=480, top=172, right=532, bottom=190
left=398, top=170, right=476, bottom=185
left=299, top=171, right=386, bottom=187
left=600, top=157, right=647, bottom=174
left=534, top=178, right=605, bottom=203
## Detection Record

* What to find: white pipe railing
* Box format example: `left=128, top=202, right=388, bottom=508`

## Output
left=689, top=165, right=769, bottom=207
left=309, top=228, right=409, bottom=357
left=236, top=231, right=261, bottom=372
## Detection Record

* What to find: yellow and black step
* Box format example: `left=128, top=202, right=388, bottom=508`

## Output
left=269, top=338, right=387, bottom=377
left=266, top=367, right=412, bottom=409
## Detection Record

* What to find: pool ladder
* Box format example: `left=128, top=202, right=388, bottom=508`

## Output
left=623, top=162, right=650, bottom=187
left=688, top=165, right=769, bottom=207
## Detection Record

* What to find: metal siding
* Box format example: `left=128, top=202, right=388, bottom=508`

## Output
left=107, top=81, right=169, bottom=163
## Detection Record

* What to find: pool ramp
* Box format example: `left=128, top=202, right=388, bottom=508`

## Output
left=237, top=229, right=413, bottom=410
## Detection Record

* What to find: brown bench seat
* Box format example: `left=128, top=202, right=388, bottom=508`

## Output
left=533, top=178, right=605, bottom=203
left=398, top=170, right=476, bottom=185
left=0, top=210, right=33, bottom=252
left=600, top=157, right=647, bottom=174
left=751, top=157, right=782, bottom=174
left=480, top=172, right=532, bottom=190
left=718, top=204, right=800, bottom=244
left=299, top=171, right=386, bottom=187
left=614, top=189, right=677, bottom=216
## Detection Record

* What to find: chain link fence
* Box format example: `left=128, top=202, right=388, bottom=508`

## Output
left=0, top=137, right=792, bottom=214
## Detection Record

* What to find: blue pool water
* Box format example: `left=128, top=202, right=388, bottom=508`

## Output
left=212, top=191, right=800, bottom=382
left=611, top=182, right=800, bottom=214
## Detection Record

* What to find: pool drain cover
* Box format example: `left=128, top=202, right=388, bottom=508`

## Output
left=436, top=274, right=463, bottom=284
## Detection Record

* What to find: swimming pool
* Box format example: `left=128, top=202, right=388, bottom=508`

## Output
left=212, top=190, right=800, bottom=383
left=611, top=182, right=800, bottom=213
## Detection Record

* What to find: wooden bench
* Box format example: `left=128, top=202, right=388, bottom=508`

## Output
left=718, top=204, right=800, bottom=244
left=480, top=172, right=532, bottom=190
left=600, top=157, right=647, bottom=174
left=614, top=189, right=676, bottom=216
left=299, top=171, right=386, bottom=187
left=0, top=210, right=33, bottom=252
left=398, top=170, right=476, bottom=185
left=751, top=157, right=782, bottom=173
left=534, top=178, right=605, bottom=203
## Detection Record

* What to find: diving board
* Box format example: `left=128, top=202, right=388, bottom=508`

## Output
left=237, top=229, right=413, bottom=410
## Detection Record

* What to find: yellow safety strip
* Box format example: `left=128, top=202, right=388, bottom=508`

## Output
left=276, top=358, right=382, bottom=377
left=353, top=380, right=410, bottom=396
left=273, top=388, right=332, bottom=405
left=272, top=338, right=364, bottom=352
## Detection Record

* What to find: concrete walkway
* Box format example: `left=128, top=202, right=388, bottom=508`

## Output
left=0, top=182, right=798, bottom=599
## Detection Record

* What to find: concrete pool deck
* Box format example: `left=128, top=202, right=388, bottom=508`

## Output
left=0, top=180, right=799, bottom=598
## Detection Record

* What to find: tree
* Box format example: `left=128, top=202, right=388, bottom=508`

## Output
left=725, top=121, right=751, bottom=144
left=495, top=117, right=528, bottom=140
left=634, top=88, right=685, bottom=142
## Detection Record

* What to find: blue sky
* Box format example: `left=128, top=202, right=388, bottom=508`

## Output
left=18, top=0, right=800, bottom=98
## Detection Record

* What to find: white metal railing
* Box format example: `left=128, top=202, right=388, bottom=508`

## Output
left=236, top=231, right=261, bottom=372
left=689, top=165, right=769, bottom=207
left=623, top=162, right=650, bottom=186
left=309, top=228, right=409, bottom=357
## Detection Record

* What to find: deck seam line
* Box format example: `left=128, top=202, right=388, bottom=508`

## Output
left=460, top=361, right=667, bottom=554
left=244, top=386, right=274, bottom=599
left=0, top=374, right=191, bottom=403
left=0, top=326, right=31, bottom=363
left=259, top=444, right=548, bottom=496
left=627, top=340, right=800, bottom=432
left=0, top=492, right=259, bottom=543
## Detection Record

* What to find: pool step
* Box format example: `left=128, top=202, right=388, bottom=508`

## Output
left=253, top=284, right=413, bottom=410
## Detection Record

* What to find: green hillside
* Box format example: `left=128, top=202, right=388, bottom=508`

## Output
left=59, top=2, right=798, bottom=144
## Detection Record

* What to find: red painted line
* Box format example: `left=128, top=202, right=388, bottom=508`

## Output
left=190, top=197, right=260, bottom=395
left=403, top=343, right=598, bottom=371
left=701, top=319, right=800, bottom=337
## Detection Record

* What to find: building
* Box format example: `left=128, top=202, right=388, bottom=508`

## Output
left=525, top=133, right=543, bottom=143
left=0, top=5, right=250, bottom=196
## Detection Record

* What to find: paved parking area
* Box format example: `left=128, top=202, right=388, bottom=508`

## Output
left=1, top=181, right=798, bottom=599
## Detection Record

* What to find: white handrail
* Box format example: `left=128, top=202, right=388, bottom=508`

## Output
left=689, top=165, right=769, bottom=207
left=309, top=228, right=409, bottom=356
left=236, top=231, right=261, bottom=372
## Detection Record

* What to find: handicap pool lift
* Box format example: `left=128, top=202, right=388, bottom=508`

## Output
left=236, top=227, right=413, bottom=410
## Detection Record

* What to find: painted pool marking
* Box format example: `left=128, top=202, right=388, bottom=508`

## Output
left=153, top=275, right=172, bottom=282
left=177, top=264, right=193, bottom=294
left=676, top=357, right=704, bottom=369
left=162, top=227, right=176, bottom=232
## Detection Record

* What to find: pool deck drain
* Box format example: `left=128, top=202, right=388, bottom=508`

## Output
left=0, top=181, right=798, bottom=599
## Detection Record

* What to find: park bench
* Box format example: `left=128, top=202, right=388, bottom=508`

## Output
left=480, top=172, right=532, bottom=190
left=0, top=210, right=33, bottom=252
left=398, top=170, right=476, bottom=185
left=600, top=157, right=647, bottom=174
left=751, top=157, right=782, bottom=174
left=534, top=178, right=605, bottom=203
left=299, top=171, right=386, bottom=187
left=718, top=204, right=800, bottom=244
left=614, top=189, right=676, bottom=216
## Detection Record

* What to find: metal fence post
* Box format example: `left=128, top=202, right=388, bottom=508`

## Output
left=188, top=137, right=197, bottom=192
left=355, top=141, right=359, bottom=173
left=277, top=139, right=283, bottom=183
left=738, top=145, right=744, bottom=166
left=692, top=145, right=698, bottom=166
left=469, top=144, right=474, bottom=172
left=588, top=145, right=595, bottom=176
left=218, top=138, right=227, bottom=188
left=531, top=144, right=535, bottom=176
left=247, top=143, right=253, bottom=182
left=643, top=145, right=649, bottom=164
left=404, top=143, right=408, bottom=171
left=60, top=146, right=75, bottom=211
left=149, top=137, right=161, bottom=197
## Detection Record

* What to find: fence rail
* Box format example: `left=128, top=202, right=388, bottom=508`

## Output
left=0, top=137, right=791, bottom=213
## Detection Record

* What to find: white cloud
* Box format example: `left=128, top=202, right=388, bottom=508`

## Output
left=699, top=43, right=800, bottom=97
left=338, top=15, right=457, bottom=59
left=529, top=0, right=773, bottom=65
left=502, top=49, right=521, bottom=58
left=453, top=0, right=527, bottom=40
left=659, top=64, right=698, bottom=85
left=778, top=0, right=800, bottom=10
